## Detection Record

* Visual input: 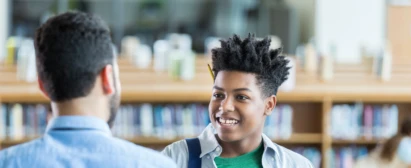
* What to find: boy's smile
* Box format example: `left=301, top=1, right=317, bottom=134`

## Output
left=215, top=116, right=241, bottom=131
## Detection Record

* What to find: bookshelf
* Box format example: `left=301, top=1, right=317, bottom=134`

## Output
left=124, top=133, right=323, bottom=146
left=0, top=133, right=322, bottom=149
left=1, top=56, right=411, bottom=168
left=332, top=138, right=384, bottom=145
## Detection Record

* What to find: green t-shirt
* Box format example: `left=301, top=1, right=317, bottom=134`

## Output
left=214, top=143, right=264, bottom=168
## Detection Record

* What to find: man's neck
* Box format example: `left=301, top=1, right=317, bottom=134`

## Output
left=51, top=96, right=108, bottom=121
left=217, top=131, right=263, bottom=158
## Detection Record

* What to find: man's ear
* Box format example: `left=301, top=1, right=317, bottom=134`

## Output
left=38, top=77, right=50, bottom=99
left=101, top=64, right=115, bottom=95
left=264, top=95, right=277, bottom=116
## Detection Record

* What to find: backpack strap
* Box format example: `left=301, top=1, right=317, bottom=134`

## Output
left=185, top=138, right=202, bottom=168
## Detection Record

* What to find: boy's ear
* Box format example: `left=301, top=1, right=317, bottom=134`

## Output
left=264, top=95, right=277, bottom=115
left=38, top=77, right=50, bottom=99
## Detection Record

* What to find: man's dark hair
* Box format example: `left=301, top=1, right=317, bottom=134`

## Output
left=34, top=11, right=114, bottom=101
left=211, top=34, right=290, bottom=97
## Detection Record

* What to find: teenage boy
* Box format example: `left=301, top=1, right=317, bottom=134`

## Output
left=162, top=34, right=313, bottom=168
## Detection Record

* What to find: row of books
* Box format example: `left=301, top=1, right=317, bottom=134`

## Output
left=330, top=103, right=398, bottom=140
left=112, top=103, right=210, bottom=138
left=291, top=147, right=321, bottom=168
left=112, top=103, right=294, bottom=139
left=0, top=104, right=49, bottom=139
left=328, top=146, right=369, bottom=168
left=0, top=103, right=294, bottom=141
left=263, top=104, right=293, bottom=139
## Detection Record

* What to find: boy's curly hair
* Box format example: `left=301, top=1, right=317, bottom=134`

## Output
left=211, top=34, right=290, bottom=97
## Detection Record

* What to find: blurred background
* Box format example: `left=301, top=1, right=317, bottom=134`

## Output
left=0, top=0, right=411, bottom=168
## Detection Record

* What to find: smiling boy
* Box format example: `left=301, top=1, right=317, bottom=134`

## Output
left=162, top=34, right=313, bottom=168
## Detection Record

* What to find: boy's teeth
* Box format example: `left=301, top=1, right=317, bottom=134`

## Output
left=218, top=118, right=238, bottom=124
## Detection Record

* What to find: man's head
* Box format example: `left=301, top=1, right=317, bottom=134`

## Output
left=34, top=11, right=121, bottom=126
left=209, top=34, right=290, bottom=142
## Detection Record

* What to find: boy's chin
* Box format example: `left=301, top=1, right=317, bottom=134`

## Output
left=217, top=133, right=242, bottom=142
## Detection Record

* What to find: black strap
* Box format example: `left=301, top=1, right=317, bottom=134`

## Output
left=186, top=138, right=202, bottom=168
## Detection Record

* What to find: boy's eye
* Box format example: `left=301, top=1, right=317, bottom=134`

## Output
left=213, top=93, right=225, bottom=99
left=236, top=95, right=249, bottom=100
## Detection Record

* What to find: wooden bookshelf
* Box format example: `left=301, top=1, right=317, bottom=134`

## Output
left=332, top=138, right=385, bottom=145
left=1, top=137, right=37, bottom=147
left=0, top=133, right=323, bottom=148
left=125, top=133, right=324, bottom=145
left=1, top=57, right=411, bottom=168
left=272, top=133, right=322, bottom=144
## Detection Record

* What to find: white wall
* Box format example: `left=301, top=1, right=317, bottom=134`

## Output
left=315, top=0, right=386, bottom=63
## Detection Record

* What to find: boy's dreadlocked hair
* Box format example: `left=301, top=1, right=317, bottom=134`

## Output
left=211, top=34, right=290, bottom=97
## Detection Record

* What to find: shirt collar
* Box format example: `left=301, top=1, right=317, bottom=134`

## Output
left=261, top=133, right=278, bottom=156
left=198, top=124, right=220, bottom=157
left=198, top=123, right=278, bottom=158
left=46, top=116, right=112, bottom=135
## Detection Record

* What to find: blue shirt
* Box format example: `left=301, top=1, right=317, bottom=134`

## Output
left=0, top=116, right=177, bottom=168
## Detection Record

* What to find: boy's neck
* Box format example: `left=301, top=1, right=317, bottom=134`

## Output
left=217, top=132, right=263, bottom=158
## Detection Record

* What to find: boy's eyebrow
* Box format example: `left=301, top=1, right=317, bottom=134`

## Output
left=213, top=86, right=251, bottom=92
left=233, top=88, right=252, bottom=92
left=213, top=86, right=224, bottom=91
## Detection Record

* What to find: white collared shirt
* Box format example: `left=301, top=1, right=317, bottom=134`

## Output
left=162, top=124, right=313, bottom=168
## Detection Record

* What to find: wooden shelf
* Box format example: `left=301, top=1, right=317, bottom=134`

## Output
left=1, top=57, right=411, bottom=103
left=125, top=133, right=323, bottom=145
left=1, top=76, right=411, bottom=103
left=1, top=133, right=322, bottom=147
left=332, top=138, right=385, bottom=145
left=0, top=137, right=38, bottom=146
left=272, top=133, right=323, bottom=144
left=123, top=137, right=191, bottom=145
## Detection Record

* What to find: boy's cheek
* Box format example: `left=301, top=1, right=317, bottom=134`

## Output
left=209, top=102, right=220, bottom=112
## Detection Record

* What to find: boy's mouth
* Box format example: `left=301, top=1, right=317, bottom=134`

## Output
left=216, top=117, right=240, bottom=126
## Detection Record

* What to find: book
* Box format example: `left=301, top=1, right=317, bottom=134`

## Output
left=330, top=103, right=399, bottom=140
left=263, top=104, right=293, bottom=140
left=329, top=146, right=369, bottom=168
left=1, top=103, right=297, bottom=142
left=0, top=105, right=6, bottom=139
left=1, top=104, right=48, bottom=139
left=292, top=147, right=321, bottom=168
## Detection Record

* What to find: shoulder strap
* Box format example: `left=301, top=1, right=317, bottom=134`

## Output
left=185, top=138, right=202, bottom=168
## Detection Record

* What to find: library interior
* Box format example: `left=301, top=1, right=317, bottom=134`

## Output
left=0, top=0, right=411, bottom=168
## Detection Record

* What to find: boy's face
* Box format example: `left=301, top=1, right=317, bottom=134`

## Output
left=209, top=70, right=275, bottom=142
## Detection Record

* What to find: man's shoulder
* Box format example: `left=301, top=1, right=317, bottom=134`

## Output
left=130, top=145, right=177, bottom=168
left=0, top=137, right=44, bottom=157
left=110, top=137, right=177, bottom=166
left=0, top=137, right=45, bottom=167
left=111, top=137, right=171, bottom=156
left=275, top=144, right=314, bottom=167
left=1, top=136, right=176, bottom=167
